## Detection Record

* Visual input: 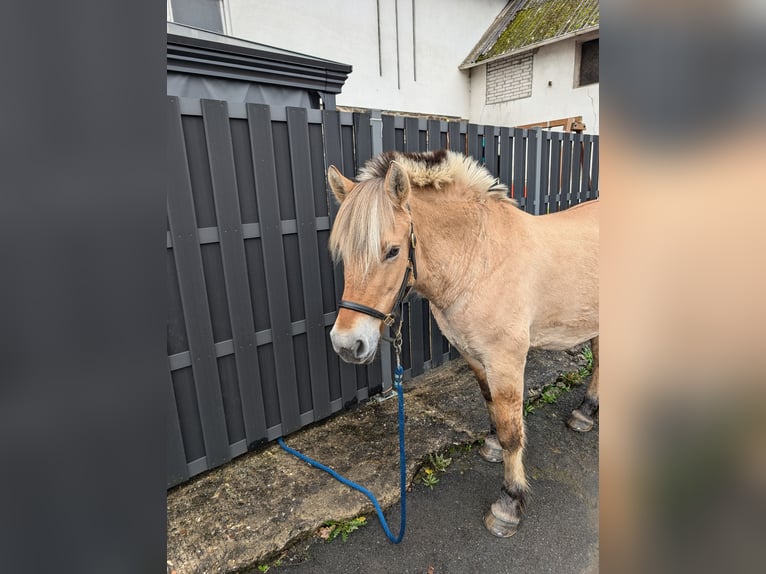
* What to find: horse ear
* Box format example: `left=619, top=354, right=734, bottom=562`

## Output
left=384, top=161, right=411, bottom=206
left=327, top=165, right=355, bottom=204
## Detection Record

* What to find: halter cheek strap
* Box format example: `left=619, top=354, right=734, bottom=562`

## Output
left=338, top=221, right=418, bottom=327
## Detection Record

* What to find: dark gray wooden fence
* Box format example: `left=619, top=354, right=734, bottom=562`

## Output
left=166, top=96, right=599, bottom=487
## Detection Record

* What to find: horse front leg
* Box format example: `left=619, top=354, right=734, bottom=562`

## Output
left=462, top=354, right=503, bottom=463
left=483, top=354, right=529, bottom=538
left=567, top=336, right=600, bottom=432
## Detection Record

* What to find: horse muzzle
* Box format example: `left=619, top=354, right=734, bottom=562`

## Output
left=330, top=324, right=379, bottom=364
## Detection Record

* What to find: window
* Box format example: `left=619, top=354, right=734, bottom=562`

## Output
left=168, top=0, right=229, bottom=35
left=577, top=38, right=599, bottom=86
left=486, top=53, right=534, bottom=104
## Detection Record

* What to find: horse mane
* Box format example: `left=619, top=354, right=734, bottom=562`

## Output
left=330, top=150, right=512, bottom=274
left=357, top=150, right=510, bottom=200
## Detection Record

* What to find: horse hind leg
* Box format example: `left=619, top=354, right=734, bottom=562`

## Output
left=483, top=360, right=529, bottom=538
left=462, top=354, right=503, bottom=463
left=567, top=336, right=600, bottom=432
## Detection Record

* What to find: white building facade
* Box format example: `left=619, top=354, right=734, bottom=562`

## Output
left=167, top=0, right=599, bottom=133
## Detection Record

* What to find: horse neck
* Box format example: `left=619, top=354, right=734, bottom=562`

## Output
left=409, top=191, right=497, bottom=310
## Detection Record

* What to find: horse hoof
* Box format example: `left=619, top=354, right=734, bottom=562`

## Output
left=479, top=435, right=503, bottom=463
left=483, top=508, right=519, bottom=538
left=567, top=411, right=594, bottom=432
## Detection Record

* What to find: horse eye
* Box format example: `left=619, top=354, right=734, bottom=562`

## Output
left=385, top=246, right=400, bottom=260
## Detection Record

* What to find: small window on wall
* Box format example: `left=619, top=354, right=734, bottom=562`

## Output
left=168, top=0, right=227, bottom=34
left=577, top=38, right=599, bottom=87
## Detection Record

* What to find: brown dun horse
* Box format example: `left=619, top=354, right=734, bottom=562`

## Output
left=327, top=150, right=599, bottom=537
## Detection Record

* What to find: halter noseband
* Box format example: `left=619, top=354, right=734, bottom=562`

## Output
left=338, top=220, right=418, bottom=328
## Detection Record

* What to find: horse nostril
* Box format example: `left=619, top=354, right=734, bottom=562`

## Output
left=352, top=339, right=367, bottom=359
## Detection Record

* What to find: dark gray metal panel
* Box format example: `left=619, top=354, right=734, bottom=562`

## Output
left=181, top=115, right=218, bottom=229
left=561, top=132, right=573, bottom=210
left=167, top=96, right=231, bottom=468
left=591, top=136, right=599, bottom=198
left=513, top=128, right=525, bottom=205
left=499, top=127, right=512, bottom=189
left=581, top=134, right=593, bottom=201
left=309, top=123, right=329, bottom=218
left=571, top=132, right=583, bottom=206
left=287, top=107, right=332, bottom=420
left=467, top=123, right=480, bottom=161
left=353, top=112, right=385, bottom=391
left=448, top=121, right=462, bottom=152
left=247, top=103, right=302, bottom=435
left=448, top=119, right=464, bottom=360
left=483, top=125, right=497, bottom=178
left=167, top=371, right=190, bottom=487
left=526, top=128, right=539, bottom=215
left=540, top=130, right=551, bottom=214
left=201, top=98, right=268, bottom=446
left=167, top=248, right=188, bottom=356
left=216, top=354, right=246, bottom=443
left=353, top=112, right=373, bottom=167
left=322, top=110, right=359, bottom=408
left=426, top=119, right=444, bottom=367
left=230, top=117, right=260, bottom=225
left=382, top=114, right=396, bottom=151
left=426, top=119, right=440, bottom=152
left=549, top=132, right=562, bottom=212
left=404, top=116, right=425, bottom=377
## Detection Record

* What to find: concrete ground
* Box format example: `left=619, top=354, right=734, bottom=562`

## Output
left=167, top=347, right=597, bottom=574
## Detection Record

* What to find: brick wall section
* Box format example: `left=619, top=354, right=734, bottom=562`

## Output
left=486, top=53, right=533, bottom=104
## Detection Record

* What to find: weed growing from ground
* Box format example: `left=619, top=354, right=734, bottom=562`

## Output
left=319, top=516, right=367, bottom=542
left=523, top=346, right=594, bottom=417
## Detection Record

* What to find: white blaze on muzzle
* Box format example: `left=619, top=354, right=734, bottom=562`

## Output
left=330, top=315, right=381, bottom=364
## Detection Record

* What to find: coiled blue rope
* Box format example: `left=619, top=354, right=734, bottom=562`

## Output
left=277, top=364, right=407, bottom=543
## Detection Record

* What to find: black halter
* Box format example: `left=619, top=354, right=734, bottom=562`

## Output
left=338, top=220, right=418, bottom=327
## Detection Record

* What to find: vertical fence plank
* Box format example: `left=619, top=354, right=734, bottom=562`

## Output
left=499, top=127, right=512, bottom=191
left=512, top=128, right=526, bottom=208
left=483, top=125, right=497, bottom=177
left=539, top=130, right=551, bottom=214
left=526, top=128, right=542, bottom=215
left=286, top=107, right=333, bottom=420
left=426, top=118, right=445, bottom=367
left=167, top=96, right=231, bottom=467
left=448, top=121, right=462, bottom=153
left=167, top=372, right=190, bottom=486
left=447, top=120, right=462, bottom=360
left=591, top=136, right=599, bottom=198
left=353, top=112, right=373, bottom=166
left=549, top=132, right=562, bottom=212
left=382, top=114, right=396, bottom=151
left=404, top=116, right=425, bottom=377
left=202, top=99, right=268, bottom=446
left=323, top=110, right=359, bottom=407
left=561, top=132, right=573, bottom=210
left=467, top=123, right=480, bottom=161
left=571, top=132, right=583, bottom=206
left=247, top=103, right=302, bottom=435
left=352, top=111, right=383, bottom=390
left=581, top=134, right=593, bottom=201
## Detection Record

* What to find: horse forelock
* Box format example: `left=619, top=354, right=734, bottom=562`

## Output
left=328, top=179, right=395, bottom=276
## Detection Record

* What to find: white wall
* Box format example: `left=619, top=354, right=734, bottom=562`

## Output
left=468, top=37, right=600, bottom=134
left=228, top=0, right=506, bottom=117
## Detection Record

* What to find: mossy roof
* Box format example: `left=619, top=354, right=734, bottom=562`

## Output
left=461, top=0, right=599, bottom=68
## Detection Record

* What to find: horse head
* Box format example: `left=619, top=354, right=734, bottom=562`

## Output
left=327, top=161, right=416, bottom=364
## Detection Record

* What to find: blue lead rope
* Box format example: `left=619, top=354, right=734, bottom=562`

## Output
left=277, top=364, right=407, bottom=544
